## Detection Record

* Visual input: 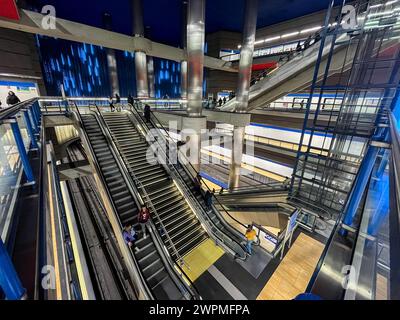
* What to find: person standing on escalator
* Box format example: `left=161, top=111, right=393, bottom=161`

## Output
left=245, top=226, right=257, bottom=255
left=138, top=206, right=150, bottom=239
left=127, top=93, right=134, bottom=106
left=115, top=93, right=121, bottom=111
left=144, top=104, right=151, bottom=123
left=123, top=224, right=138, bottom=251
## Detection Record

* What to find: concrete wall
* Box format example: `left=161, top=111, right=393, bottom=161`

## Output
left=0, top=28, right=46, bottom=95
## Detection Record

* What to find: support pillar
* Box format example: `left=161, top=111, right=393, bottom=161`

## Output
left=228, top=0, right=257, bottom=190
left=0, top=239, right=26, bottom=300
left=147, top=56, right=155, bottom=98
left=103, top=13, right=120, bottom=96
left=235, top=0, right=258, bottom=113
left=228, top=126, right=245, bottom=190
left=132, top=0, right=149, bottom=98
left=107, top=50, right=120, bottom=96
left=186, top=0, right=205, bottom=117
left=180, top=60, right=188, bottom=99
left=11, top=121, right=35, bottom=183
left=180, top=1, right=188, bottom=99
left=185, top=0, right=206, bottom=170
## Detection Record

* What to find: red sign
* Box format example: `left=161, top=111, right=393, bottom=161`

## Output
left=252, top=62, right=277, bottom=71
left=0, top=0, right=20, bottom=20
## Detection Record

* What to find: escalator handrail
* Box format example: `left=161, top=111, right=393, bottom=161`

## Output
left=93, top=105, right=184, bottom=265
left=133, top=102, right=250, bottom=230
left=128, top=103, right=249, bottom=258
left=0, top=98, right=38, bottom=121
left=92, top=105, right=201, bottom=299
left=70, top=103, right=154, bottom=300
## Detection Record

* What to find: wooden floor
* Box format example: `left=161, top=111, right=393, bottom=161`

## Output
left=181, top=239, right=225, bottom=282
left=257, top=232, right=324, bottom=300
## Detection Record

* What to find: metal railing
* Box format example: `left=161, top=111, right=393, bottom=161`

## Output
left=70, top=103, right=154, bottom=300
left=128, top=103, right=249, bottom=259
left=92, top=105, right=200, bottom=299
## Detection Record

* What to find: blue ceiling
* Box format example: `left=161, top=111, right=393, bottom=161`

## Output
left=26, top=0, right=337, bottom=47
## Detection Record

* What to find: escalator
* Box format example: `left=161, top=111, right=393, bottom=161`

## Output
left=125, top=104, right=250, bottom=259
left=100, top=112, right=208, bottom=260
left=78, top=112, right=197, bottom=300
left=220, top=26, right=396, bottom=112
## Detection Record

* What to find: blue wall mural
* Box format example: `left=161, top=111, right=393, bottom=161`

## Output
left=36, top=36, right=191, bottom=99
left=36, top=35, right=111, bottom=97
left=153, top=58, right=181, bottom=98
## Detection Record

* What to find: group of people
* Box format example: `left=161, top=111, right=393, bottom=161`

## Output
left=108, top=93, right=122, bottom=112
left=0, top=91, right=21, bottom=110
left=122, top=206, right=151, bottom=252
left=122, top=175, right=259, bottom=255
left=206, top=94, right=234, bottom=109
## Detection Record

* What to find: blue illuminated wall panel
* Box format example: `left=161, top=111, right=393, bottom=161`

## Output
left=36, top=36, right=191, bottom=98
left=36, top=35, right=111, bottom=97
left=115, top=50, right=137, bottom=97
left=153, top=57, right=181, bottom=98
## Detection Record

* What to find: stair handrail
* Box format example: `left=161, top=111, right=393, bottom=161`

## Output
left=128, top=103, right=249, bottom=258
left=92, top=106, right=188, bottom=267
left=90, top=106, right=201, bottom=299
left=70, top=103, right=153, bottom=300
left=132, top=102, right=251, bottom=229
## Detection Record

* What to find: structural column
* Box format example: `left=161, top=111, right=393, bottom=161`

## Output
left=185, top=0, right=206, bottom=172
left=132, top=0, right=149, bottom=98
left=147, top=56, right=156, bottom=98
left=186, top=0, right=205, bottom=116
left=180, top=1, right=188, bottom=99
left=103, top=13, right=120, bottom=96
left=228, top=0, right=258, bottom=190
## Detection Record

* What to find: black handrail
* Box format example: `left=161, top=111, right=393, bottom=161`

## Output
left=129, top=103, right=249, bottom=256
left=0, top=98, right=38, bottom=121
left=133, top=102, right=249, bottom=230
left=70, top=103, right=153, bottom=300
left=93, top=104, right=201, bottom=299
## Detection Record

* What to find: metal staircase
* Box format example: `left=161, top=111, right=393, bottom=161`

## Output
left=78, top=112, right=198, bottom=300
left=101, top=112, right=209, bottom=260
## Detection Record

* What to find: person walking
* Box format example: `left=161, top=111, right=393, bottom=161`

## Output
left=223, top=97, right=227, bottom=104
left=138, top=206, right=151, bottom=238
left=115, top=93, right=121, bottom=111
left=127, top=93, right=134, bottom=106
left=144, top=104, right=151, bottom=122
left=109, top=96, right=115, bottom=112
left=6, top=91, right=20, bottom=106
left=218, top=98, right=223, bottom=107
left=245, top=225, right=257, bottom=255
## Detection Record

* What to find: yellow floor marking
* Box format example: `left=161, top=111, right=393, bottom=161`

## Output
left=181, top=239, right=224, bottom=282
left=257, top=232, right=324, bottom=300
left=200, top=178, right=222, bottom=192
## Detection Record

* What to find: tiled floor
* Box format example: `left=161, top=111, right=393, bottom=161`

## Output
left=257, top=232, right=324, bottom=300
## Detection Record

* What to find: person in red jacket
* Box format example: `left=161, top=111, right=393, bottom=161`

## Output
left=138, top=206, right=150, bottom=238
